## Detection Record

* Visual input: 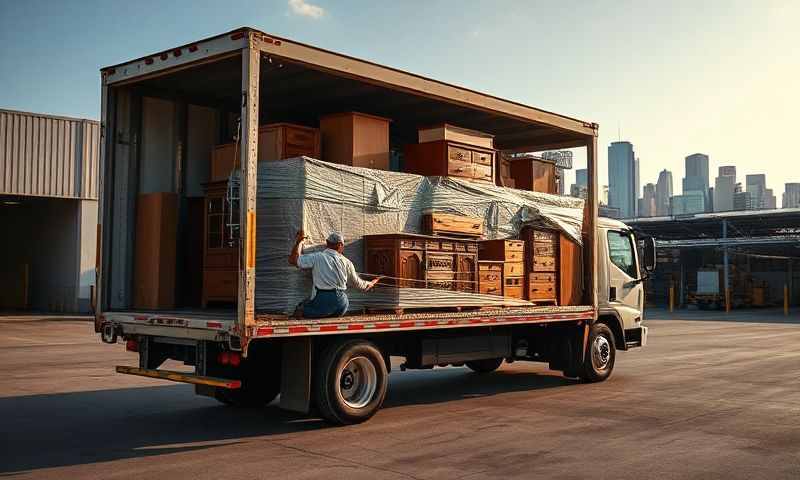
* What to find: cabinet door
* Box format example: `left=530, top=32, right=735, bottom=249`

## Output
left=399, top=250, right=423, bottom=288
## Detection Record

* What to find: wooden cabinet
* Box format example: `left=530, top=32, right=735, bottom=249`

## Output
left=521, top=227, right=559, bottom=304
left=364, top=233, right=478, bottom=293
left=202, top=181, right=238, bottom=306
left=559, top=234, right=583, bottom=306
left=508, top=156, right=557, bottom=193
left=404, top=140, right=495, bottom=183
left=134, top=192, right=177, bottom=309
left=320, top=112, right=390, bottom=170
left=478, top=239, right=525, bottom=299
left=258, top=123, right=320, bottom=161
left=210, top=143, right=237, bottom=182
left=478, top=261, right=502, bottom=296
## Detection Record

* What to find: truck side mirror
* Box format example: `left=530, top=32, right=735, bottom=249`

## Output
left=642, top=236, right=656, bottom=274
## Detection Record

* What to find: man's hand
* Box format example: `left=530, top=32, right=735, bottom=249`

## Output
left=295, top=230, right=306, bottom=243
left=365, top=277, right=382, bottom=291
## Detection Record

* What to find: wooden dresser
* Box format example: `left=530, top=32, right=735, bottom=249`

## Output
left=508, top=156, right=557, bottom=193
left=404, top=140, right=495, bottom=183
left=364, top=233, right=478, bottom=293
left=478, top=261, right=502, bottom=296
left=202, top=181, right=238, bottom=306
left=521, top=228, right=559, bottom=304
left=478, top=239, right=525, bottom=299
left=258, top=123, right=320, bottom=161
left=320, top=112, right=390, bottom=170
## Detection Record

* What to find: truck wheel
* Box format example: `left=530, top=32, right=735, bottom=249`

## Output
left=313, top=339, right=388, bottom=425
left=465, top=358, right=503, bottom=373
left=581, top=323, right=616, bottom=382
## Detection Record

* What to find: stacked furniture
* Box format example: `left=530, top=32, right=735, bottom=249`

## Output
left=477, top=261, right=503, bottom=296
left=422, top=212, right=484, bottom=238
left=496, top=155, right=515, bottom=188
left=203, top=123, right=321, bottom=305
left=478, top=239, right=525, bottom=299
left=404, top=124, right=496, bottom=183
left=364, top=233, right=478, bottom=293
left=521, top=227, right=559, bottom=304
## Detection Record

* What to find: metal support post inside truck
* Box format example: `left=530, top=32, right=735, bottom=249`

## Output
left=96, top=28, right=651, bottom=425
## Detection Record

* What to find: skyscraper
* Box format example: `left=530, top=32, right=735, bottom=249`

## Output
left=784, top=183, right=800, bottom=208
left=570, top=168, right=588, bottom=199
left=608, top=141, right=636, bottom=218
left=713, top=165, right=736, bottom=212
left=746, top=174, right=767, bottom=209
left=634, top=157, right=640, bottom=216
left=639, top=183, right=656, bottom=217
left=655, top=169, right=673, bottom=216
left=682, top=153, right=709, bottom=213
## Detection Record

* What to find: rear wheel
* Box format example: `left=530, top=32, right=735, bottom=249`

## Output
left=313, top=339, right=388, bottom=425
left=465, top=357, right=503, bottom=373
left=581, top=323, right=616, bottom=382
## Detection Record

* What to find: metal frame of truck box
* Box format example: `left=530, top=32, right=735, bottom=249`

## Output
left=96, top=28, right=613, bottom=422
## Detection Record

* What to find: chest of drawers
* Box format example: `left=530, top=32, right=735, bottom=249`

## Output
left=404, top=140, right=495, bottom=183
left=521, top=227, right=559, bottom=304
left=478, top=239, right=525, bottom=299
left=364, top=233, right=478, bottom=293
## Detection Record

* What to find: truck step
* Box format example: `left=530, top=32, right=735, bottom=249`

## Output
left=115, top=366, right=241, bottom=389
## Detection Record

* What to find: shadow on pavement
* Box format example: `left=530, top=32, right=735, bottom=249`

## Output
left=0, top=365, right=571, bottom=474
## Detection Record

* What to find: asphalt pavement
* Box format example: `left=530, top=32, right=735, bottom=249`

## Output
left=1, top=310, right=799, bottom=479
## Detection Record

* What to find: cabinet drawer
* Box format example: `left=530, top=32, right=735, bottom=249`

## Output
left=472, top=150, right=493, bottom=166
left=533, top=244, right=556, bottom=257
left=426, top=253, right=454, bottom=271
left=399, top=239, right=424, bottom=249
left=203, top=270, right=237, bottom=299
left=479, top=262, right=502, bottom=272
left=533, top=256, right=557, bottom=271
left=503, top=262, right=524, bottom=277
left=505, top=250, right=524, bottom=262
left=503, top=285, right=524, bottom=299
left=529, top=282, right=556, bottom=300
left=479, top=271, right=501, bottom=283
left=448, top=145, right=472, bottom=163
left=530, top=272, right=556, bottom=283
left=532, top=230, right=557, bottom=242
left=284, top=128, right=317, bottom=148
left=447, top=159, right=473, bottom=177
left=504, top=276, right=523, bottom=288
left=473, top=163, right=493, bottom=182
left=479, top=280, right=502, bottom=296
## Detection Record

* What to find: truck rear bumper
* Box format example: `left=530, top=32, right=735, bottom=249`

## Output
left=115, top=366, right=241, bottom=389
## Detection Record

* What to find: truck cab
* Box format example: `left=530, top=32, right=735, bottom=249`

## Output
left=597, top=217, right=654, bottom=350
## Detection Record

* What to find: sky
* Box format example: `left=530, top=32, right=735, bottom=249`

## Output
left=1, top=0, right=798, bottom=198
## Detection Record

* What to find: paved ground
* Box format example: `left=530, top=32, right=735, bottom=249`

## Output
left=1, top=310, right=799, bottom=479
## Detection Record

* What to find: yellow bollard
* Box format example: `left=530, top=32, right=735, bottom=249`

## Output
left=725, top=288, right=731, bottom=313
left=786, top=284, right=790, bottom=317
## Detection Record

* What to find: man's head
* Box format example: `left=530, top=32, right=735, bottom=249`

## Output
left=326, top=232, right=345, bottom=253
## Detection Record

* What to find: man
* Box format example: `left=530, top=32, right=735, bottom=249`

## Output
left=288, top=230, right=380, bottom=318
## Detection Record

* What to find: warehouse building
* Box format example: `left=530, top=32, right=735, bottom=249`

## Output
left=0, top=109, right=99, bottom=313
left=626, top=209, right=800, bottom=310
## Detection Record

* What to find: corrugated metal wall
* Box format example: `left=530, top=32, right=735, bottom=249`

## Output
left=0, top=109, right=100, bottom=200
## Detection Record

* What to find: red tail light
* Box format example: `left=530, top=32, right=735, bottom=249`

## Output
left=229, top=352, right=241, bottom=367
left=125, top=339, right=139, bottom=352
left=218, top=351, right=230, bottom=365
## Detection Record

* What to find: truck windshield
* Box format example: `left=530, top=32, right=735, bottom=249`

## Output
left=607, top=230, right=638, bottom=278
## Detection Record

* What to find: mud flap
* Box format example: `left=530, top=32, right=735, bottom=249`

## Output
left=279, top=337, right=312, bottom=413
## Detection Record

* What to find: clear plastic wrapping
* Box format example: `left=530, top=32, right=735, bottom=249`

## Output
left=255, top=158, right=584, bottom=314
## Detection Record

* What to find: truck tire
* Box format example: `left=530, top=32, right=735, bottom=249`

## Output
left=313, top=339, right=388, bottom=425
left=465, top=358, right=503, bottom=373
left=581, top=323, right=616, bottom=383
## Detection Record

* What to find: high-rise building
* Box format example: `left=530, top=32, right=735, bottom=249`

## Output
left=655, top=169, right=673, bottom=216
left=570, top=168, right=588, bottom=200
left=608, top=141, right=636, bottom=218
left=746, top=174, right=767, bottom=209
left=734, top=183, right=751, bottom=210
left=671, top=191, right=706, bottom=215
left=784, top=183, right=800, bottom=208
left=713, top=165, right=736, bottom=212
left=638, top=183, right=656, bottom=217
left=634, top=157, right=640, bottom=216
left=682, top=153, right=709, bottom=212
left=765, top=189, right=777, bottom=209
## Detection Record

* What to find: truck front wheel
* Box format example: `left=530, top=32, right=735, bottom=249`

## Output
left=465, top=357, right=503, bottom=373
left=581, top=323, right=616, bottom=382
left=313, top=339, right=388, bottom=425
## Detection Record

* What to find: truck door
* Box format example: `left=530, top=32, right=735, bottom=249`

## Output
left=606, top=230, right=643, bottom=324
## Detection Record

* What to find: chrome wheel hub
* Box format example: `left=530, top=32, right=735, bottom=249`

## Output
left=592, top=335, right=611, bottom=370
left=337, top=356, right=377, bottom=409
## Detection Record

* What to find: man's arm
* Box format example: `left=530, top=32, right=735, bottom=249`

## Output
left=288, top=230, right=305, bottom=266
left=347, top=261, right=380, bottom=291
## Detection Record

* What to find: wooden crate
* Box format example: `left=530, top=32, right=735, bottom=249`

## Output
left=422, top=213, right=484, bottom=238
left=508, top=156, right=557, bottom=194
left=418, top=124, right=494, bottom=149
left=258, top=123, right=320, bottom=161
